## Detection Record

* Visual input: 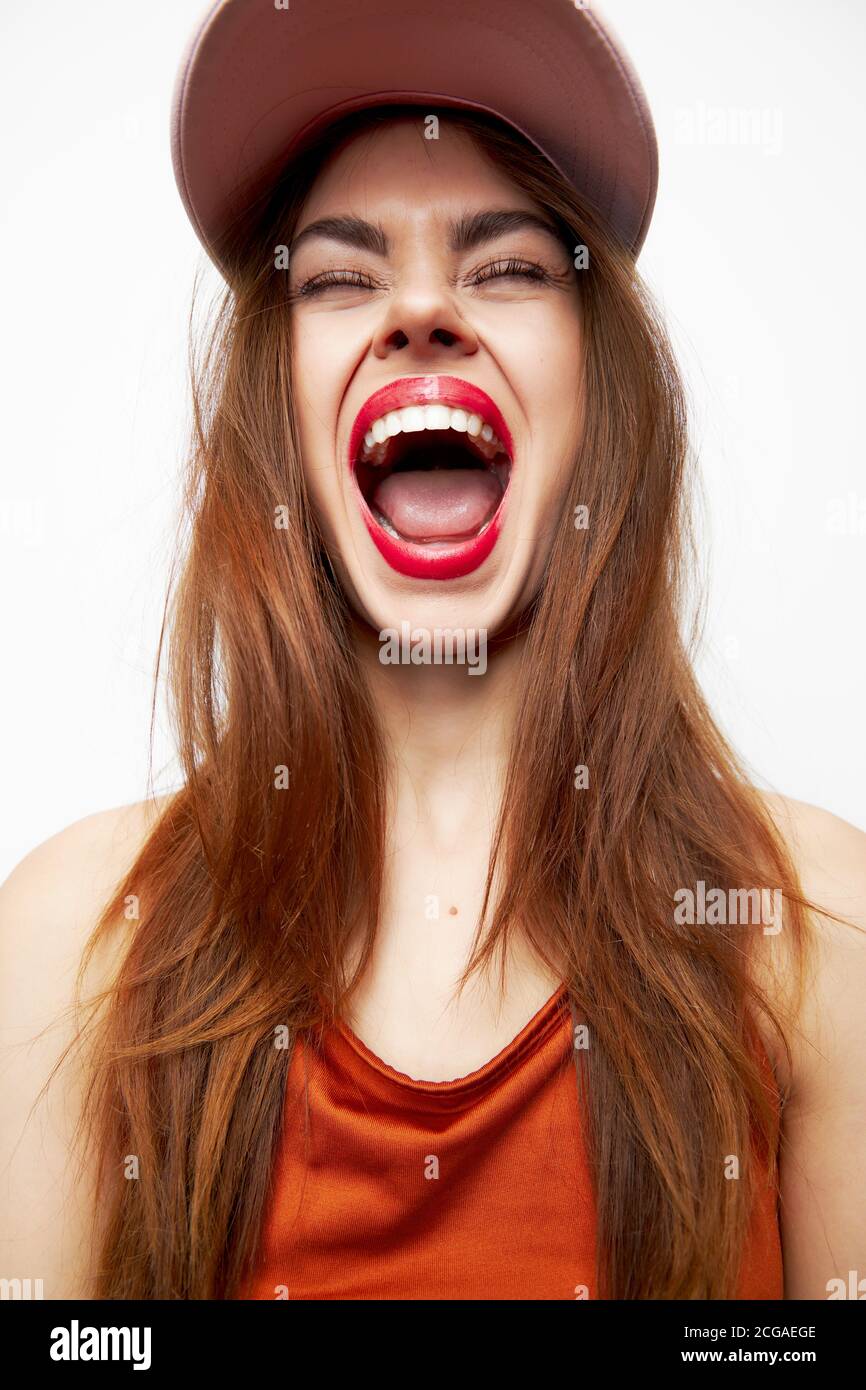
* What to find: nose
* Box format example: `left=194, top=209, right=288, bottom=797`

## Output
left=371, top=281, right=479, bottom=362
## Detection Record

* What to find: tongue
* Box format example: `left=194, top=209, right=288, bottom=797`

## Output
left=371, top=468, right=502, bottom=541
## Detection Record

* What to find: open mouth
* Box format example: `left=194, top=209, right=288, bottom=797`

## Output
left=348, top=378, right=513, bottom=580
left=357, top=420, right=511, bottom=542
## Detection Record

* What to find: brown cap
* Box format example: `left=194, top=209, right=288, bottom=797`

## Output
left=171, top=0, right=658, bottom=278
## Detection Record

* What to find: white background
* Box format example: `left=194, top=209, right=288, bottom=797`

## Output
left=1, top=0, right=864, bottom=880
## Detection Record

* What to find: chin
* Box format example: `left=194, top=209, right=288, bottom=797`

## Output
left=334, top=534, right=542, bottom=655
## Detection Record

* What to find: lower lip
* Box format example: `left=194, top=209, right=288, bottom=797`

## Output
left=357, top=497, right=507, bottom=580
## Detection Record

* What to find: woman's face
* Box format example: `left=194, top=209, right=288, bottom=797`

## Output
left=288, top=118, right=584, bottom=639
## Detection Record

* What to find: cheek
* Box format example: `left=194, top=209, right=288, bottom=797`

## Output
left=289, top=319, right=349, bottom=524
left=526, top=305, right=583, bottom=425
left=499, top=306, right=584, bottom=508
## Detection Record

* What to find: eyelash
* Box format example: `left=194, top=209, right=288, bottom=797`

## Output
left=295, top=257, right=552, bottom=297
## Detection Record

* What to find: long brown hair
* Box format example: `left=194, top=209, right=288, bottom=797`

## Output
left=70, top=106, right=815, bottom=1299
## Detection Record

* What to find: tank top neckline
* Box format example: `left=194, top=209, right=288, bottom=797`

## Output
left=329, top=981, right=571, bottom=1096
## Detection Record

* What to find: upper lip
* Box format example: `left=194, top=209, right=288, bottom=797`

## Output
left=347, top=375, right=514, bottom=470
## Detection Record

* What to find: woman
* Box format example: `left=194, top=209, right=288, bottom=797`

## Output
left=2, top=0, right=864, bottom=1301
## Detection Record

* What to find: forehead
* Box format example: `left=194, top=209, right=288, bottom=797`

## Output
left=297, top=118, right=537, bottom=222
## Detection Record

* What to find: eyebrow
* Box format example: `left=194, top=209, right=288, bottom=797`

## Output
left=288, top=208, right=567, bottom=259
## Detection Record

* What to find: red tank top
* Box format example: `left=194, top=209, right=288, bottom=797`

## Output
left=238, top=984, right=782, bottom=1299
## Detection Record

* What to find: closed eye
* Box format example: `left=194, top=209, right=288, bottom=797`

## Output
left=294, top=257, right=556, bottom=299
left=295, top=268, right=379, bottom=297
left=467, top=257, right=553, bottom=287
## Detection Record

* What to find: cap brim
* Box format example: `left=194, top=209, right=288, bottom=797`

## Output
left=171, top=0, right=658, bottom=275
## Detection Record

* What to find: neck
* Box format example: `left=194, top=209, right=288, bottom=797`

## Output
left=351, top=617, right=525, bottom=850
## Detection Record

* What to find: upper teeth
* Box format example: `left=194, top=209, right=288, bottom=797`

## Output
left=359, top=404, right=506, bottom=465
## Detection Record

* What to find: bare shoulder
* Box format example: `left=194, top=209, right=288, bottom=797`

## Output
left=0, top=796, right=172, bottom=1299
left=755, top=791, right=866, bottom=1297
left=0, top=796, right=171, bottom=1021
left=753, top=791, right=866, bottom=1077
left=761, top=791, right=866, bottom=919
left=0, top=796, right=170, bottom=908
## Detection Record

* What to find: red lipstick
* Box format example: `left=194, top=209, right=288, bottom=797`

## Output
left=347, top=376, right=513, bottom=581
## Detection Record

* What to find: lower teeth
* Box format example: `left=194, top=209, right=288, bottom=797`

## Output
left=374, top=510, right=401, bottom=539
